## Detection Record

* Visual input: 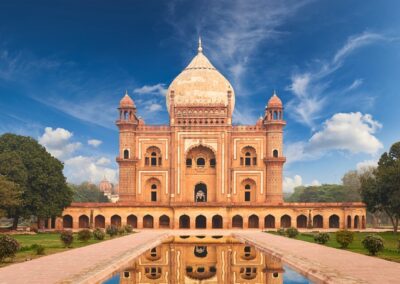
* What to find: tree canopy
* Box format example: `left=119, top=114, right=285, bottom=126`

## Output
left=0, top=133, right=73, bottom=228
left=70, top=182, right=109, bottom=203
left=360, top=141, right=400, bottom=232
left=0, top=175, right=22, bottom=217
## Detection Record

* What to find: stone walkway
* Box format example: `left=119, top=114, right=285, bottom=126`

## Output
left=0, top=231, right=169, bottom=284
left=234, top=231, right=400, bottom=284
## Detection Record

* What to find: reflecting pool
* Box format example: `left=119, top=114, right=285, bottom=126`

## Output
left=102, top=235, right=311, bottom=283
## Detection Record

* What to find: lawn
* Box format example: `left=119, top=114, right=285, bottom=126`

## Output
left=267, top=230, right=400, bottom=263
left=0, top=232, right=128, bottom=268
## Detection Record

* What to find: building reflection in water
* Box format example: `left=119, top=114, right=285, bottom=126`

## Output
left=116, top=236, right=284, bottom=283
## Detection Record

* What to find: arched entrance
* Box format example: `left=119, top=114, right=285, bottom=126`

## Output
left=127, top=215, right=138, bottom=228
left=347, top=215, right=352, bottom=229
left=354, top=215, right=359, bottom=229
left=264, top=215, right=275, bottom=228
left=280, top=215, right=291, bottom=228
left=94, top=215, right=105, bottom=228
left=63, top=215, right=73, bottom=229
left=194, top=183, right=207, bottom=202
left=111, top=215, right=121, bottom=227
left=248, top=215, right=259, bottom=228
left=296, top=215, right=307, bottom=228
left=195, top=215, right=207, bottom=229
left=212, top=215, right=223, bottom=228
left=232, top=215, right=243, bottom=228
left=313, top=215, right=323, bottom=228
left=361, top=215, right=366, bottom=229
left=143, top=215, right=154, bottom=228
left=79, top=215, right=89, bottom=228
left=159, top=215, right=170, bottom=228
left=329, top=215, right=340, bottom=228
left=179, top=215, right=190, bottom=229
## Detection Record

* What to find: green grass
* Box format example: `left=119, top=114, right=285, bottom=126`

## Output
left=267, top=230, right=400, bottom=262
left=0, top=231, right=133, bottom=267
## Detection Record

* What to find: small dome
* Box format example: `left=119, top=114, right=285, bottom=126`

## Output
left=99, top=178, right=112, bottom=193
left=267, top=91, right=282, bottom=108
left=166, top=38, right=235, bottom=113
left=120, top=92, right=135, bottom=108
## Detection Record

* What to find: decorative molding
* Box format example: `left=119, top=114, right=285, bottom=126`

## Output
left=233, top=170, right=264, bottom=194
left=138, top=138, right=169, bottom=160
left=233, top=138, right=264, bottom=160
left=138, top=171, right=169, bottom=194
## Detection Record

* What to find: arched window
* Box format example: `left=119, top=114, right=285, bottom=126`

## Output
left=194, top=183, right=207, bottom=202
left=264, top=215, right=275, bottom=228
left=79, top=215, right=89, bottom=228
left=313, top=215, right=323, bottom=228
left=159, top=215, right=170, bottom=228
left=248, top=215, right=259, bottom=228
left=123, top=149, right=129, bottom=159
left=244, top=184, right=251, bottom=202
left=232, top=215, right=243, bottom=228
left=186, top=158, right=192, bottom=167
left=63, top=215, right=73, bottom=229
left=95, top=215, right=105, bottom=228
left=145, top=146, right=162, bottom=166
left=151, top=184, right=157, bottom=202
left=281, top=215, right=291, bottom=228
left=296, top=215, right=307, bottom=228
left=273, top=149, right=278, bottom=158
left=329, top=215, right=340, bottom=228
left=197, top=157, right=205, bottom=167
left=143, top=215, right=154, bottom=228
left=210, top=158, right=216, bottom=168
left=240, top=146, right=257, bottom=166
left=179, top=215, right=190, bottom=229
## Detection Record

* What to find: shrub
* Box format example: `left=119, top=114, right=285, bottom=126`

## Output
left=314, top=233, right=330, bottom=244
left=0, top=235, right=20, bottom=262
left=335, top=230, right=354, bottom=248
left=286, top=227, right=299, bottom=238
left=118, top=227, right=126, bottom=235
left=93, top=228, right=105, bottom=240
left=124, top=224, right=133, bottom=233
left=277, top=228, right=286, bottom=236
left=106, top=225, right=119, bottom=237
left=77, top=229, right=92, bottom=242
left=362, top=235, right=384, bottom=256
left=31, top=244, right=45, bottom=255
left=60, top=230, right=74, bottom=248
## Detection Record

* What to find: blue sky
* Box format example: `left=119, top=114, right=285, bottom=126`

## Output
left=0, top=0, right=399, bottom=191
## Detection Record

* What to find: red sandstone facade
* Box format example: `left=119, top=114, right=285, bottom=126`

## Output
left=60, top=41, right=366, bottom=230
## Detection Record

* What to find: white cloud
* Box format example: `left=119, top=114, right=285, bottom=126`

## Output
left=286, top=112, right=383, bottom=164
left=146, top=103, right=162, bottom=112
left=283, top=175, right=303, bottom=193
left=287, top=32, right=386, bottom=127
left=64, top=155, right=117, bottom=184
left=96, top=157, right=111, bottom=166
left=38, top=127, right=81, bottom=159
left=134, top=83, right=167, bottom=96
left=88, top=139, right=102, bottom=147
left=308, top=112, right=383, bottom=155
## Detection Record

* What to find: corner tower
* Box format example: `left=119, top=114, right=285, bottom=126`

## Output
left=264, top=91, right=286, bottom=203
left=116, top=91, right=138, bottom=202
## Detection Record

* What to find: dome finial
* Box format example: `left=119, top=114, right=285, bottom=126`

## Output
left=198, top=36, right=203, bottom=53
left=125, top=89, right=128, bottom=96
left=273, top=89, right=277, bottom=96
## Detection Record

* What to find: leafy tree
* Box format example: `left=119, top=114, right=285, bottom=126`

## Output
left=70, top=182, right=109, bottom=203
left=0, top=176, right=22, bottom=217
left=342, top=170, right=362, bottom=201
left=360, top=142, right=400, bottom=233
left=0, top=133, right=73, bottom=229
left=286, top=184, right=347, bottom=202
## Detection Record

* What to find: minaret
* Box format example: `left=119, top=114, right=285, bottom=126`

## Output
left=116, top=91, right=138, bottom=202
left=264, top=90, right=286, bottom=203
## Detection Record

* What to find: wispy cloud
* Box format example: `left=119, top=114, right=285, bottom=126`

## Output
left=286, top=32, right=388, bottom=128
left=134, top=83, right=167, bottom=96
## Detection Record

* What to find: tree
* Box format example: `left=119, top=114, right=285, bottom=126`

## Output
left=70, top=182, right=109, bottom=203
left=0, top=176, right=22, bottom=217
left=0, top=133, right=73, bottom=229
left=360, top=142, right=400, bottom=233
left=286, top=184, right=347, bottom=202
left=342, top=170, right=362, bottom=201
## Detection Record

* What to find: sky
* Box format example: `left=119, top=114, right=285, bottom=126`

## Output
left=0, top=0, right=399, bottom=191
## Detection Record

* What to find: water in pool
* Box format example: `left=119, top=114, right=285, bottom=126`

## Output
left=102, top=235, right=312, bottom=283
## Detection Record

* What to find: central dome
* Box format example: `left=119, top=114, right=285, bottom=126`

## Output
left=166, top=39, right=235, bottom=113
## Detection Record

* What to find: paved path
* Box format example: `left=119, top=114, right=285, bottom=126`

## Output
left=234, top=231, right=400, bottom=284
left=0, top=231, right=169, bottom=284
